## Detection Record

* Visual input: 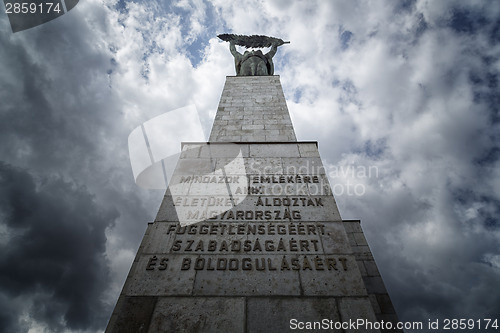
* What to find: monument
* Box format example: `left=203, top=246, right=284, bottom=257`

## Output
left=106, top=34, right=401, bottom=332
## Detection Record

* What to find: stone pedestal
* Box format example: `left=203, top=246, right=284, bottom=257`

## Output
left=106, top=76, right=401, bottom=333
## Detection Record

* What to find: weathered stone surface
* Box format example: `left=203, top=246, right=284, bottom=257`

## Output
left=299, top=255, right=367, bottom=296
left=298, top=142, right=321, bottom=157
left=363, top=276, right=388, bottom=294
left=369, top=294, right=382, bottom=314
left=354, top=231, right=369, bottom=246
left=243, top=157, right=284, bottom=174
left=209, top=76, right=296, bottom=142
left=357, top=260, right=368, bottom=276
left=343, top=220, right=403, bottom=332
left=193, top=255, right=301, bottom=296
left=281, top=157, right=326, bottom=174
left=364, top=260, right=380, bottom=276
left=141, top=223, right=179, bottom=254
left=197, top=142, right=250, bottom=158
left=247, top=297, right=342, bottom=332
left=376, top=294, right=398, bottom=314
left=338, top=297, right=380, bottom=332
left=106, top=296, right=157, bottom=333
left=249, top=143, right=300, bottom=157
left=124, top=255, right=196, bottom=296
left=320, top=222, right=355, bottom=254
left=148, top=297, right=245, bottom=333
left=173, top=158, right=217, bottom=175
left=154, top=192, right=179, bottom=222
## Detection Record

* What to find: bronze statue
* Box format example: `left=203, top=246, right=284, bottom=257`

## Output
left=218, top=34, right=289, bottom=76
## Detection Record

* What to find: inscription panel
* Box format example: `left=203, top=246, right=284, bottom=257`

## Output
left=143, top=141, right=365, bottom=299
left=127, top=252, right=365, bottom=297
left=126, top=219, right=364, bottom=297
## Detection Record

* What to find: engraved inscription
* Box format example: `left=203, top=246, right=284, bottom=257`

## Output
left=255, top=196, right=323, bottom=207
left=171, top=238, right=320, bottom=252
left=142, top=221, right=352, bottom=273
left=174, top=256, right=349, bottom=272
left=165, top=222, right=326, bottom=236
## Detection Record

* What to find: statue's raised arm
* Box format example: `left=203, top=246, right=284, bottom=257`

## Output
left=218, top=34, right=289, bottom=76
left=229, top=40, right=241, bottom=58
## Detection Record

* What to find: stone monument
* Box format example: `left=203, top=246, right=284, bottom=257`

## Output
left=106, top=35, right=401, bottom=333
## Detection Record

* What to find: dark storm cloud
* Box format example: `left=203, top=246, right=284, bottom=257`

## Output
left=0, top=162, right=118, bottom=332
left=0, top=2, right=158, bottom=332
left=356, top=2, right=500, bottom=323
left=0, top=17, right=113, bottom=173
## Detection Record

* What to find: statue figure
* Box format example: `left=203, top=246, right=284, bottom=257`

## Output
left=218, top=34, right=289, bottom=76
left=230, top=41, right=277, bottom=76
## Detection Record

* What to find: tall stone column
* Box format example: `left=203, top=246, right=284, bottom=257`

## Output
left=106, top=76, right=401, bottom=333
left=209, top=76, right=296, bottom=142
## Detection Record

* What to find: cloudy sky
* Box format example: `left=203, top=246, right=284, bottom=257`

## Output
left=0, top=0, right=499, bottom=332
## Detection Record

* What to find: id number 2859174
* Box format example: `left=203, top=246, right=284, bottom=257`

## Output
left=5, top=2, right=62, bottom=14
